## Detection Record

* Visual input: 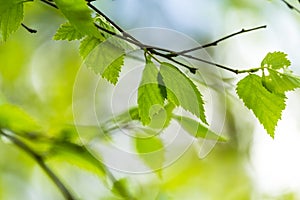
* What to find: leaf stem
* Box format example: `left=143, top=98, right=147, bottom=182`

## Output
left=0, top=130, right=77, bottom=200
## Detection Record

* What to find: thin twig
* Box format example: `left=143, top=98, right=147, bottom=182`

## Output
left=175, top=25, right=267, bottom=55
left=280, top=0, right=300, bottom=14
left=87, top=2, right=141, bottom=44
left=40, top=0, right=58, bottom=9
left=39, top=0, right=265, bottom=76
left=21, top=23, right=37, bottom=33
left=0, top=130, right=77, bottom=200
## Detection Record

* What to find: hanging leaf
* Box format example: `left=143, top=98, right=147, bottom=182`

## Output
left=53, top=0, right=100, bottom=38
left=83, top=39, right=125, bottom=84
left=79, top=36, right=102, bottom=59
left=138, top=62, right=165, bottom=125
left=0, top=0, right=25, bottom=41
left=53, top=22, right=84, bottom=41
left=173, top=115, right=226, bottom=141
left=159, top=62, right=207, bottom=124
left=263, top=70, right=300, bottom=94
left=236, top=74, right=286, bottom=138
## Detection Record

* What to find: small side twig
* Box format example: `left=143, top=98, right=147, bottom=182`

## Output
left=175, top=25, right=267, bottom=55
left=0, top=130, right=77, bottom=200
left=21, top=23, right=37, bottom=33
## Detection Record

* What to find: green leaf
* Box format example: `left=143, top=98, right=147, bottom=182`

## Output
left=0, top=0, right=24, bottom=41
left=53, top=0, right=100, bottom=38
left=79, top=36, right=102, bottom=59
left=236, top=74, right=286, bottom=138
left=0, top=104, right=40, bottom=133
left=261, top=51, right=291, bottom=70
left=148, top=103, right=175, bottom=130
left=173, top=115, right=226, bottom=141
left=101, top=54, right=124, bottom=85
left=159, top=62, right=207, bottom=124
left=53, top=22, right=84, bottom=41
left=138, top=62, right=165, bottom=125
left=84, top=40, right=125, bottom=84
left=134, top=135, right=164, bottom=173
left=263, top=70, right=300, bottom=94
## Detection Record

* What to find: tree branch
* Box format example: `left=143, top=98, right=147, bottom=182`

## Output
left=280, top=0, right=300, bottom=14
left=39, top=0, right=266, bottom=76
left=0, top=130, right=77, bottom=200
left=175, top=25, right=267, bottom=55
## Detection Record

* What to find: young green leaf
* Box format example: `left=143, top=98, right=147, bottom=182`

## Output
left=263, top=70, right=300, bottom=94
left=138, top=62, right=165, bottom=125
left=83, top=40, right=125, bottom=84
left=0, top=0, right=24, bottom=41
left=0, top=104, right=40, bottom=133
left=53, top=0, right=100, bottom=38
left=79, top=36, right=102, bottom=59
left=159, top=62, right=207, bottom=124
left=236, top=74, right=286, bottom=138
left=101, top=54, right=124, bottom=85
left=173, top=115, right=226, bottom=141
left=148, top=103, right=175, bottom=130
left=261, top=51, right=291, bottom=69
left=134, top=135, right=164, bottom=173
left=53, top=22, right=84, bottom=41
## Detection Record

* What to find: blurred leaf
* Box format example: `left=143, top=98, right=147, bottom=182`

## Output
left=236, top=74, right=286, bottom=138
left=0, top=104, right=40, bottom=133
left=0, top=0, right=24, bottom=41
left=134, top=135, right=164, bottom=174
left=49, top=142, right=107, bottom=178
left=159, top=62, right=207, bottom=124
left=53, top=0, right=100, bottom=38
left=53, top=22, right=84, bottom=41
left=112, top=178, right=134, bottom=199
left=261, top=51, right=290, bottom=70
left=173, top=115, right=226, bottom=141
left=138, top=62, right=165, bottom=125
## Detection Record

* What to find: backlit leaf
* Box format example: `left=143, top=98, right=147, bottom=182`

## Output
left=261, top=51, right=291, bottom=70
left=263, top=70, right=300, bottom=94
left=84, top=40, right=125, bottom=84
left=0, top=0, right=24, bottom=41
left=53, top=22, right=84, bottom=41
left=236, top=74, right=286, bottom=138
left=138, top=62, right=165, bottom=125
left=53, top=0, right=100, bottom=38
left=159, top=62, right=207, bottom=124
left=79, top=36, right=102, bottom=59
